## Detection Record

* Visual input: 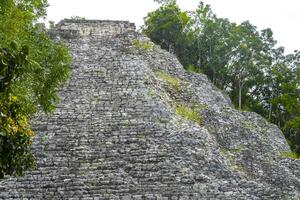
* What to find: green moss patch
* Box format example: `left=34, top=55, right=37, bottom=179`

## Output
left=132, top=39, right=154, bottom=51
left=175, top=104, right=202, bottom=125
left=280, top=151, right=300, bottom=159
left=155, top=71, right=181, bottom=92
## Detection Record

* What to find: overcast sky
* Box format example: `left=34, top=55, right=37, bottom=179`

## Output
left=46, top=0, right=300, bottom=54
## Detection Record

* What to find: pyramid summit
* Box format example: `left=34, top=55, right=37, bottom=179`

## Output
left=0, top=19, right=299, bottom=199
left=54, top=19, right=136, bottom=38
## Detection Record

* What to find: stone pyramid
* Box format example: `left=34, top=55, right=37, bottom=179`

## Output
left=0, top=20, right=299, bottom=199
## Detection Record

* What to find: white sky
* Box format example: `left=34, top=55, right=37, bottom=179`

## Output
left=46, top=0, right=300, bottom=54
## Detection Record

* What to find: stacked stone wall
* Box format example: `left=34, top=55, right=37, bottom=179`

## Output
left=56, top=19, right=136, bottom=38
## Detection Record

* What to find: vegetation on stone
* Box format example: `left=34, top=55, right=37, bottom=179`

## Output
left=186, top=64, right=203, bottom=74
left=280, top=151, right=300, bottom=159
left=70, top=16, right=86, bottom=20
left=155, top=70, right=181, bottom=92
left=143, top=1, right=300, bottom=155
left=131, top=39, right=154, bottom=51
left=175, top=104, right=202, bottom=125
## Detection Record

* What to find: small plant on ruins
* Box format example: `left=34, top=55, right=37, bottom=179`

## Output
left=155, top=70, right=181, bottom=92
left=132, top=39, right=154, bottom=51
left=70, top=16, right=86, bottom=20
left=280, top=151, right=300, bottom=159
left=186, top=64, right=203, bottom=74
left=175, top=104, right=202, bottom=125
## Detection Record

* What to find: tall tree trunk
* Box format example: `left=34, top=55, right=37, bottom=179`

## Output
left=238, top=79, right=242, bottom=110
left=268, top=103, right=272, bottom=121
left=197, top=39, right=201, bottom=69
left=168, top=44, right=174, bottom=53
left=268, top=91, right=273, bottom=121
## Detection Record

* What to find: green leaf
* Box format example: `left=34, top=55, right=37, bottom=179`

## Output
left=0, top=132, right=6, bottom=136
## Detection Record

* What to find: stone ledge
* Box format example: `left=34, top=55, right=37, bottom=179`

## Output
left=56, top=19, right=136, bottom=38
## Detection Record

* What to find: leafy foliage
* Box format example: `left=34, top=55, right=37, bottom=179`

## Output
left=153, top=0, right=177, bottom=6
left=144, top=1, right=300, bottom=155
left=142, top=4, right=190, bottom=58
left=0, top=0, right=70, bottom=178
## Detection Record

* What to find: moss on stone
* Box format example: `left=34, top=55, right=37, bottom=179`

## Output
left=242, top=121, right=256, bottom=130
left=95, top=68, right=104, bottom=77
left=175, top=104, right=202, bottom=125
left=147, top=89, right=155, bottom=97
left=180, top=167, right=190, bottom=175
left=220, top=145, right=244, bottom=155
left=155, top=70, right=181, bottom=92
left=41, top=135, right=48, bottom=143
left=220, top=147, right=255, bottom=178
left=260, top=127, right=269, bottom=135
left=280, top=151, right=300, bottom=159
left=132, top=39, right=154, bottom=51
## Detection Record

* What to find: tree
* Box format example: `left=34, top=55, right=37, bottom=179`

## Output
left=142, top=3, right=190, bottom=58
left=0, top=0, right=70, bottom=178
left=270, top=54, right=300, bottom=153
left=188, top=2, right=234, bottom=86
left=153, top=0, right=176, bottom=6
left=225, top=21, right=266, bottom=109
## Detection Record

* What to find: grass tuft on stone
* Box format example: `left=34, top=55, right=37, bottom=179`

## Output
left=132, top=39, right=154, bottom=51
left=155, top=71, right=181, bottom=92
left=280, top=151, right=300, bottom=159
left=186, top=64, right=203, bottom=74
left=176, top=104, right=202, bottom=125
